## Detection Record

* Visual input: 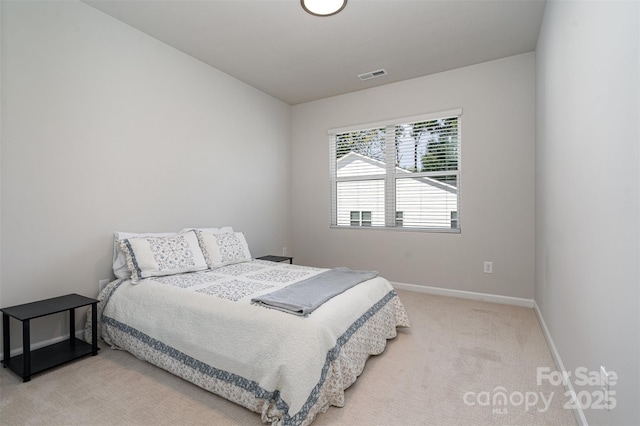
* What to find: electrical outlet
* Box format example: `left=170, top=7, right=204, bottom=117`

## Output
left=483, top=261, right=493, bottom=274
left=98, top=279, right=110, bottom=293
left=282, top=247, right=287, bottom=256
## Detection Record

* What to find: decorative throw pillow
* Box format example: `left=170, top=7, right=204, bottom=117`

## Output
left=196, top=231, right=252, bottom=269
left=119, top=230, right=208, bottom=283
left=112, top=231, right=176, bottom=279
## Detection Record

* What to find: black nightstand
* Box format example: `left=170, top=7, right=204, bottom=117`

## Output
left=1, top=293, right=99, bottom=382
left=256, top=255, right=293, bottom=264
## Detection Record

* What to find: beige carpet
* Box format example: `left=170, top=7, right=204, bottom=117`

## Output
left=0, top=290, right=577, bottom=426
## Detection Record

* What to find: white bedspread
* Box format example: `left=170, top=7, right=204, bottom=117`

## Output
left=89, top=260, right=409, bottom=425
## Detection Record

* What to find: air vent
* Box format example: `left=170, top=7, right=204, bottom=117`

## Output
left=358, top=69, right=388, bottom=81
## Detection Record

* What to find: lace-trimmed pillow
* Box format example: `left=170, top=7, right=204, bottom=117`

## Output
left=113, top=231, right=177, bottom=279
left=195, top=230, right=252, bottom=269
left=119, top=230, right=208, bottom=283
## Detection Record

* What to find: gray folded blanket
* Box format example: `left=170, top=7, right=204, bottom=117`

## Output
left=251, top=267, right=378, bottom=316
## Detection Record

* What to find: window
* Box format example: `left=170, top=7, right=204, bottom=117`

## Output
left=361, top=211, right=372, bottom=227
left=329, top=109, right=461, bottom=232
left=350, top=211, right=360, bottom=226
left=350, top=211, right=372, bottom=227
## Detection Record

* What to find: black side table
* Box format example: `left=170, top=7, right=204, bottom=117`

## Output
left=1, top=293, right=99, bottom=382
left=256, top=255, right=293, bottom=264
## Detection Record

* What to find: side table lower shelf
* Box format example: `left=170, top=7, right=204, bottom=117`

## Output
left=2, top=338, right=95, bottom=378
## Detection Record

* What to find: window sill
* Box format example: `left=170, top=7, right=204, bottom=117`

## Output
left=329, top=225, right=461, bottom=234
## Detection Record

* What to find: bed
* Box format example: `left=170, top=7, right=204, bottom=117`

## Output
left=85, top=228, right=409, bottom=426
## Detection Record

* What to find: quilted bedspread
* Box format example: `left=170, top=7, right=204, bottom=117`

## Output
left=86, top=260, right=409, bottom=425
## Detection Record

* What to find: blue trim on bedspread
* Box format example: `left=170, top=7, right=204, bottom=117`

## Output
left=101, top=288, right=398, bottom=425
left=122, top=239, right=142, bottom=279
left=102, top=315, right=289, bottom=412
left=291, top=289, right=397, bottom=425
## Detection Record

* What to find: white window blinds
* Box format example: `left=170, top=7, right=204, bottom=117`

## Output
left=329, top=109, right=461, bottom=232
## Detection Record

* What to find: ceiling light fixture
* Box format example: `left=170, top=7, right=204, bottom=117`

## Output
left=301, top=0, right=347, bottom=17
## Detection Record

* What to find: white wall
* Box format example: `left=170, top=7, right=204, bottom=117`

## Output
left=535, top=1, right=640, bottom=424
left=0, top=1, right=291, bottom=348
left=291, top=53, right=536, bottom=299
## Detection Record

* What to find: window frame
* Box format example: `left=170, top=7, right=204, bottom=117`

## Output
left=329, top=109, right=462, bottom=233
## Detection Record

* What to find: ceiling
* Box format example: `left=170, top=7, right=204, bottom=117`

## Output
left=84, top=0, right=546, bottom=105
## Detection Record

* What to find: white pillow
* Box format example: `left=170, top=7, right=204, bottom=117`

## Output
left=119, top=231, right=208, bottom=283
left=196, top=231, right=252, bottom=269
left=113, top=231, right=177, bottom=279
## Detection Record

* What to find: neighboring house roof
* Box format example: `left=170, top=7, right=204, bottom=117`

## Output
left=337, top=151, right=457, bottom=194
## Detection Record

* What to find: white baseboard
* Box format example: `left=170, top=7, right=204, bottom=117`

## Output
left=1, top=330, right=85, bottom=361
left=533, top=302, right=588, bottom=426
left=392, top=281, right=535, bottom=308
